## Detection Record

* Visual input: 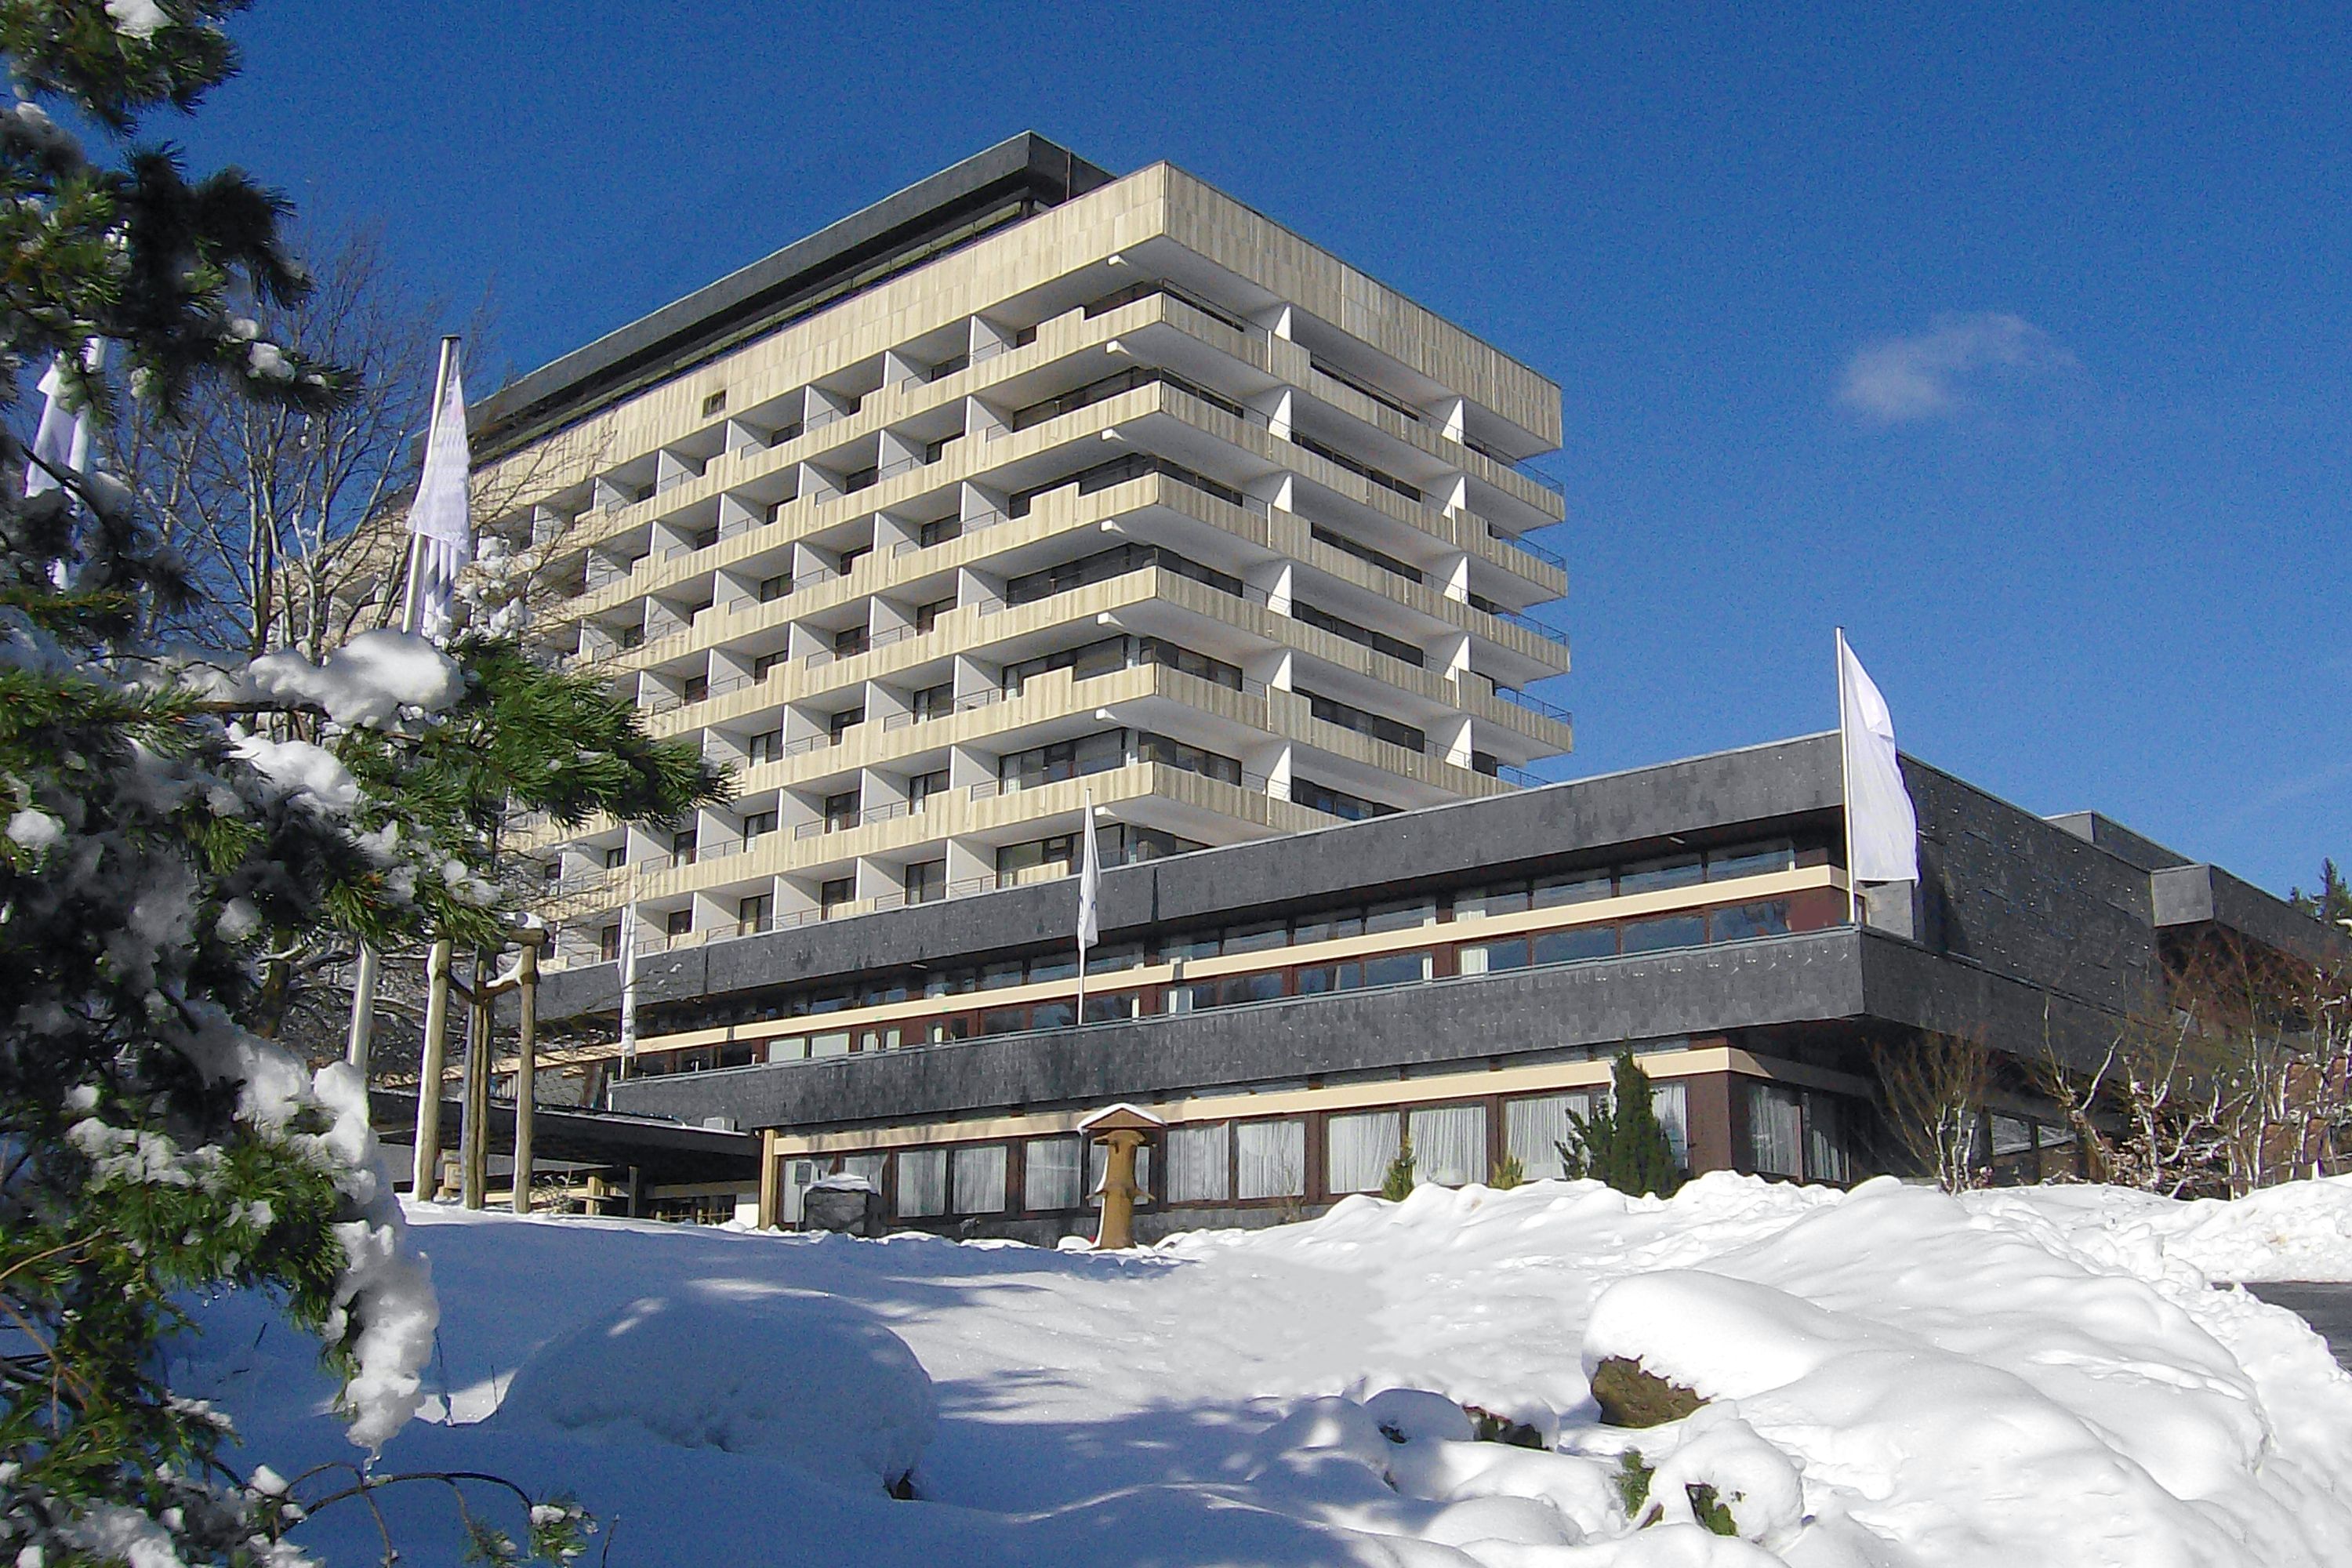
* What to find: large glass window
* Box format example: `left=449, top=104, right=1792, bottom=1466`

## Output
left=1532, top=925, right=1617, bottom=965
left=1025, top=1136, right=1085, bottom=1210
left=1360, top=951, right=1432, bottom=988
left=1622, top=913, right=1707, bottom=954
left=1163, top=1123, right=1232, bottom=1203
left=1327, top=1109, right=1401, bottom=1195
left=999, top=728, right=1127, bottom=789
left=1003, top=634, right=1130, bottom=695
left=1533, top=869, right=1614, bottom=907
left=1237, top=1120, right=1306, bottom=1200
left=952, top=1145, right=1007, bottom=1214
left=1748, top=1083, right=1803, bottom=1178
left=1409, top=1104, right=1488, bottom=1188
left=1708, top=839, right=1795, bottom=881
left=1620, top=855, right=1704, bottom=895
left=1710, top=900, right=1791, bottom=942
left=1808, top=1095, right=1851, bottom=1185
left=897, top=1149, right=947, bottom=1218
left=1505, top=1092, right=1597, bottom=1181
left=1457, top=938, right=1530, bottom=975
left=1136, top=731, right=1242, bottom=785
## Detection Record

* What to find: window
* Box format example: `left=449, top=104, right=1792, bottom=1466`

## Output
left=1029, top=999, right=1075, bottom=1029
left=1457, top=937, right=1530, bottom=975
left=809, top=1030, right=851, bottom=1058
left=952, top=1145, right=1007, bottom=1214
left=837, top=543, right=871, bottom=576
left=1135, top=731, right=1242, bottom=784
left=1327, top=1110, right=1401, bottom=1195
left=701, top=390, right=728, bottom=418
left=1293, top=601, right=1425, bottom=666
left=741, top=810, right=778, bottom=840
left=1292, top=777, right=1397, bottom=822
left=1025, top=1136, right=1085, bottom=1210
left=824, top=789, right=861, bottom=831
left=819, top=877, right=854, bottom=917
left=897, top=1149, right=947, bottom=1218
left=679, top=675, right=708, bottom=705
left=754, top=651, right=789, bottom=681
left=1138, top=638, right=1245, bottom=690
left=1808, top=1095, right=1851, bottom=1184
left=1003, top=635, right=1129, bottom=695
left=1360, top=951, right=1431, bottom=988
left=919, top=517, right=961, bottom=549
left=828, top=707, right=864, bottom=742
left=997, top=833, right=1076, bottom=878
left=909, top=768, right=949, bottom=811
left=1505, top=1092, right=1597, bottom=1181
left=905, top=860, right=945, bottom=905
left=1622, top=913, right=1707, bottom=954
left=833, top=626, right=869, bottom=659
left=746, top=729, right=783, bottom=764
left=1620, top=855, right=1704, bottom=895
left=1708, top=839, right=1795, bottom=880
left=999, top=729, right=1126, bottom=790
left=736, top=894, right=771, bottom=935
left=1533, top=870, right=1613, bottom=907
left=1409, top=1104, right=1488, bottom=1188
left=602, top=845, right=628, bottom=869
left=664, top=909, right=693, bottom=938
left=1710, top=900, right=1791, bottom=942
left=1237, top=1120, right=1306, bottom=1199
left=1299, top=689, right=1425, bottom=752
left=1180, top=972, right=1284, bottom=1011
left=599, top=925, right=622, bottom=963
left=671, top=828, right=699, bottom=865
left=1083, top=993, right=1138, bottom=1022
left=759, top=573, right=790, bottom=602
left=910, top=681, right=954, bottom=720
left=1163, top=1123, right=1231, bottom=1203
left=1748, top=1083, right=1803, bottom=1178
left=1367, top=897, right=1436, bottom=934
left=1532, top=925, right=1617, bottom=965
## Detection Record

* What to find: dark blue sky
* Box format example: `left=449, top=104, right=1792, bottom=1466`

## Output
left=172, top=2, right=2347, bottom=896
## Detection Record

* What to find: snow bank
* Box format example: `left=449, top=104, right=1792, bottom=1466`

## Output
left=174, top=1176, right=2352, bottom=1568
left=499, top=1289, right=934, bottom=1492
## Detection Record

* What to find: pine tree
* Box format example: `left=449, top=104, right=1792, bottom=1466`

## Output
left=0, top=6, right=705, bottom=1561
left=1558, top=1051, right=1686, bottom=1198
left=2290, top=858, right=2352, bottom=929
left=1381, top=1131, right=1417, bottom=1200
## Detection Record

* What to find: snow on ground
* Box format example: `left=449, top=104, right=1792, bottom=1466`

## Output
left=172, top=1174, right=2352, bottom=1567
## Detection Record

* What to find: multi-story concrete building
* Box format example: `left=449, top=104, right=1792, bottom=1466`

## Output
left=472, top=134, right=1573, bottom=1018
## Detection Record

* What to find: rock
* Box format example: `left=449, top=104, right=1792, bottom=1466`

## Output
left=805, top=1184, right=886, bottom=1236
left=1588, top=1356, right=1704, bottom=1428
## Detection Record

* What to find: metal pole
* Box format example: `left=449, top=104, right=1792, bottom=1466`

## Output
left=412, top=938, right=453, bottom=1199
left=352, top=336, right=464, bottom=1079
left=344, top=943, right=379, bottom=1073
left=510, top=935, right=539, bottom=1215
left=1836, top=627, right=1861, bottom=927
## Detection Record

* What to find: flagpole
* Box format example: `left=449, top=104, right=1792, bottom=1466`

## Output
left=1836, top=626, right=1861, bottom=927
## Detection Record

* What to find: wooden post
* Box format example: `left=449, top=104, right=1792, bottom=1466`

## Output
left=411, top=938, right=454, bottom=1200
left=510, top=935, right=540, bottom=1215
left=461, top=946, right=494, bottom=1210
left=1094, top=1131, right=1144, bottom=1250
left=757, top=1128, right=782, bottom=1230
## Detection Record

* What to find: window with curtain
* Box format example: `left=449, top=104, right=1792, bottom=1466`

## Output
left=1409, top=1104, right=1488, bottom=1188
left=779, top=1157, right=821, bottom=1225
left=896, top=1149, right=947, bottom=1217
left=1505, top=1092, right=1595, bottom=1180
left=1327, top=1109, right=1401, bottom=1194
left=1748, top=1083, right=1803, bottom=1177
left=1163, top=1123, right=1232, bottom=1203
left=1237, top=1120, right=1306, bottom=1199
left=1087, top=1141, right=1153, bottom=1207
left=841, top=1152, right=887, bottom=1191
left=1806, top=1094, right=1850, bottom=1184
left=1651, top=1081, right=1690, bottom=1169
left=952, top=1145, right=1007, bottom=1213
left=1025, top=1136, right=1084, bottom=1210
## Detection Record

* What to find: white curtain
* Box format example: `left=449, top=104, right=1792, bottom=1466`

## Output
left=779, top=1158, right=820, bottom=1224
left=1025, top=1136, right=1084, bottom=1210
left=1650, top=1081, right=1690, bottom=1169
left=1327, top=1109, right=1400, bottom=1194
left=1163, top=1123, right=1231, bottom=1203
left=1749, top=1083, right=1802, bottom=1177
left=896, top=1148, right=946, bottom=1217
left=1237, top=1120, right=1305, bottom=1199
left=1409, top=1104, right=1487, bottom=1188
left=1806, top=1094, right=1849, bottom=1183
left=952, top=1145, right=1007, bottom=1213
left=1505, top=1092, right=1595, bottom=1179
left=841, top=1152, right=887, bottom=1189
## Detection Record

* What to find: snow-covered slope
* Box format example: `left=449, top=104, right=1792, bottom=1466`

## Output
left=174, top=1174, right=2352, bottom=1567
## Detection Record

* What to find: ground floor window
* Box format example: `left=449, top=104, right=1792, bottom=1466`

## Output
left=1748, top=1082, right=1850, bottom=1182
left=1504, top=1091, right=1599, bottom=1181
left=1163, top=1123, right=1232, bottom=1203
left=1237, top=1119, right=1307, bottom=1199
left=952, top=1144, right=1007, bottom=1214
left=1025, top=1135, right=1085, bottom=1210
left=897, top=1148, right=947, bottom=1218
left=1327, top=1109, right=1402, bottom=1194
left=1408, top=1103, right=1488, bottom=1187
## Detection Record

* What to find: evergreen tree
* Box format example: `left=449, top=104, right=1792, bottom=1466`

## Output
left=1558, top=1051, right=1686, bottom=1198
left=2289, top=858, right=2352, bottom=929
left=0, top=5, right=713, bottom=1560
left=1381, top=1132, right=1417, bottom=1200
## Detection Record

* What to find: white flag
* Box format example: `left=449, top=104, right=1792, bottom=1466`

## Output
left=616, top=910, right=641, bottom=1062
left=1838, top=630, right=1919, bottom=884
left=1076, top=793, right=1102, bottom=951
left=26, top=342, right=103, bottom=499
left=404, top=343, right=472, bottom=641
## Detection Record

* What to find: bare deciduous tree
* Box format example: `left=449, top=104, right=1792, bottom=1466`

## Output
left=1871, top=1032, right=1994, bottom=1191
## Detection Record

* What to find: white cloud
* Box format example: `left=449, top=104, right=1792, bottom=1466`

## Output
left=1838, top=312, right=2074, bottom=423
